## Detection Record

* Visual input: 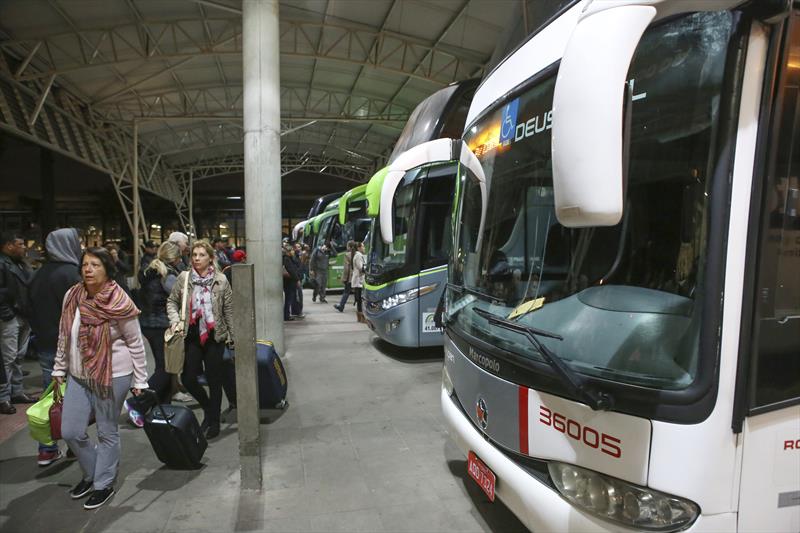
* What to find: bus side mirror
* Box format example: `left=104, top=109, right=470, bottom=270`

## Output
left=551, top=4, right=656, bottom=227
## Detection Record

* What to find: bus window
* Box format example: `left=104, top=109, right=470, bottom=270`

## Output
left=750, top=15, right=800, bottom=408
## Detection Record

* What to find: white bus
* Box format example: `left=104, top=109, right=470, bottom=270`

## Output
left=432, top=1, right=799, bottom=531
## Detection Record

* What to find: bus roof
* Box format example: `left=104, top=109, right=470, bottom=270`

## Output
left=338, top=183, right=368, bottom=224
left=366, top=166, right=389, bottom=218
left=291, top=220, right=308, bottom=240
left=312, top=208, right=339, bottom=233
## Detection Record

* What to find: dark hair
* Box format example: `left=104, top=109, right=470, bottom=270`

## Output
left=0, top=231, right=23, bottom=247
left=81, top=247, right=118, bottom=279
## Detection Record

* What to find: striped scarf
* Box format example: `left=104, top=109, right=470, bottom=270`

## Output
left=189, top=267, right=216, bottom=345
left=57, top=280, right=139, bottom=398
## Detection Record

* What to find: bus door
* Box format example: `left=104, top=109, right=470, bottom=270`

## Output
left=416, top=164, right=457, bottom=341
left=738, top=13, right=800, bottom=531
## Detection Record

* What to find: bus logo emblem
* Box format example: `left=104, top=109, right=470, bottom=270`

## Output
left=476, top=398, right=489, bottom=430
left=499, top=98, right=519, bottom=145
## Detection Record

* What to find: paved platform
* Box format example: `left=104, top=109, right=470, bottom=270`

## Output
left=0, top=290, right=526, bottom=532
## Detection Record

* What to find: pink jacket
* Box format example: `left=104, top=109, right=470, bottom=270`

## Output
left=52, top=310, right=149, bottom=390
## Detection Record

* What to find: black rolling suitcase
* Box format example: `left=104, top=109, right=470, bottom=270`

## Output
left=143, top=403, right=207, bottom=469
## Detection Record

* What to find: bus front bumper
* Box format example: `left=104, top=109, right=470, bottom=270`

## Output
left=440, top=386, right=737, bottom=533
left=363, top=300, right=419, bottom=348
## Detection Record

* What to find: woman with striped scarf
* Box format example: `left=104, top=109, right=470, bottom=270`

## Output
left=52, top=247, right=148, bottom=510
left=167, top=240, right=234, bottom=440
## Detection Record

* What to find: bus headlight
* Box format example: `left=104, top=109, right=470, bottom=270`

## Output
left=380, top=284, right=438, bottom=310
left=548, top=462, right=699, bottom=531
left=442, top=365, right=454, bottom=397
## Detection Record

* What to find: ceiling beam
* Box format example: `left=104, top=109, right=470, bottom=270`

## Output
left=356, top=0, right=476, bottom=149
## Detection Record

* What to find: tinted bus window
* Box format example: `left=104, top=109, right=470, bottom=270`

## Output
left=751, top=15, right=800, bottom=408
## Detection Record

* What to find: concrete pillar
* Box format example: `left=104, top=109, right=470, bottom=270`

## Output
left=231, top=263, right=262, bottom=490
left=243, top=0, right=284, bottom=354
left=39, top=148, right=55, bottom=240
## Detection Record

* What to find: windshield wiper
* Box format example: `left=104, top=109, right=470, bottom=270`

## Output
left=447, top=282, right=508, bottom=305
left=472, top=307, right=614, bottom=411
left=436, top=283, right=503, bottom=326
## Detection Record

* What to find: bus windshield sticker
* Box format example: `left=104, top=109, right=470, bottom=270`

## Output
left=507, top=297, right=545, bottom=320
left=499, top=98, right=519, bottom=145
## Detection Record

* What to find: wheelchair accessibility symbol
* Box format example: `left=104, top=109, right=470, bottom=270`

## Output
left=499, top=98, right=519, bottom=145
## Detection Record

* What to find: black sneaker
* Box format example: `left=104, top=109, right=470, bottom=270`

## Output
left=84, top=487, right=115, bottom=509
left=70, top=479, right=94, bottom=499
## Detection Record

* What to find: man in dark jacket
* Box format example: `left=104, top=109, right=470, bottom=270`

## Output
left=309, top=243, right=332, bottom=303
left=28, top=228, right=82, bottom=466
left=0, top=231, right=37, bottom=408
left=140, top=240, right=157, bottom=271
left=282, top=246, right=303, bottom=320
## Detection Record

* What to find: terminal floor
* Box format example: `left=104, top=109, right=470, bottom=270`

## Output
left=0, top=291, right=526, bottom=532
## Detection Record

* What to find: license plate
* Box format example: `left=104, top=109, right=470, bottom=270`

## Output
left=467, top=451, right=496, bottom=502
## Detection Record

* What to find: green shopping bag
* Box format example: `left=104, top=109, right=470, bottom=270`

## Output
left=26, top=380, right=66, bottom=445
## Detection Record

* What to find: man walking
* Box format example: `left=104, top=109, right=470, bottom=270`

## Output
left=309, top=243, right=332, bottom=303
left=28, top=228, right=82, bottom=465
left=0, top=232, right=38, bottom=408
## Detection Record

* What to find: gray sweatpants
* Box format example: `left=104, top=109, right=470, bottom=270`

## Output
left=61, top=374, right=131, bottom=490
left=313, top=272, right=328, bottom=300
left=0, top=316, right=30, bottom=401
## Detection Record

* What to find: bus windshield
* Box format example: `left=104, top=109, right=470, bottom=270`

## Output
left=451, top=11, right=738, bottom=391
left=368, top=164, right=455, bottom=285
left=368, top=170, right=419, bottom=281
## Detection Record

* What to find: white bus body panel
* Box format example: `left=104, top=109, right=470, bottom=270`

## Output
left=647, top=23, right=767, bottom=515
left=522, top=389, right=651, bottom=483
left=738, top=406, right=800, bottom=532
left=442, top=386, right=739, bottom=532
left=466, top=2, right=585, bottom=127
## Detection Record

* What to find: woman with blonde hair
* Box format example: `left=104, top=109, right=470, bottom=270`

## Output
left=139, top=242, right=182, bottom=362
left=167, top=240, right=233, bottom=439
left=351, top=241, right=367, bottom=323
left=129, top=241, right=183, bottom=417
left=52, top=247, right=147, bottom=509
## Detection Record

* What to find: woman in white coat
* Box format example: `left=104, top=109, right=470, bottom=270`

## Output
left=350, top=242, right=366, bottom=323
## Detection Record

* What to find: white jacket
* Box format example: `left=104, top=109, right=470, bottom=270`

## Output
left=350, top=251, right=366, bottom=288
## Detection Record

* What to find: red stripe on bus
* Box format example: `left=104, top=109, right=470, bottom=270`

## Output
left=519, top=386, right=529, bottom=454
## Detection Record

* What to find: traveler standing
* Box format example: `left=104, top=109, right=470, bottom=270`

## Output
left=351, top=242, right=367, bottom=323
left=0, top=352, right=11, bottom=414
left=167, top=240, right=234, bottom=439
left=292, top=243, right=305, bottom=315
left=0, top=231, right=38, bottom=407
left=334, top=241, right=355, bottom=312
left=167, top=231, right=190, bottom=271
left=28, top=228, right=82, bottom=465
left=51, top=247, right=148, bottom=510
left=213, top=238, right=231, bottom=270
left=282, top=246, right=302, bottom=321
left=140, top=240, right=158, bottom=271
left=136, top=241, right=183, bottom=409
left=309, top=243, right=331, bottom=303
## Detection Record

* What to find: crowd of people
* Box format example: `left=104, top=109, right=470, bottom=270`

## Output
left=0, top=226, right=367, bottom=509
left=0, top=229, right=241, bottom=509
left=283, top=238, right=367, bottom=322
